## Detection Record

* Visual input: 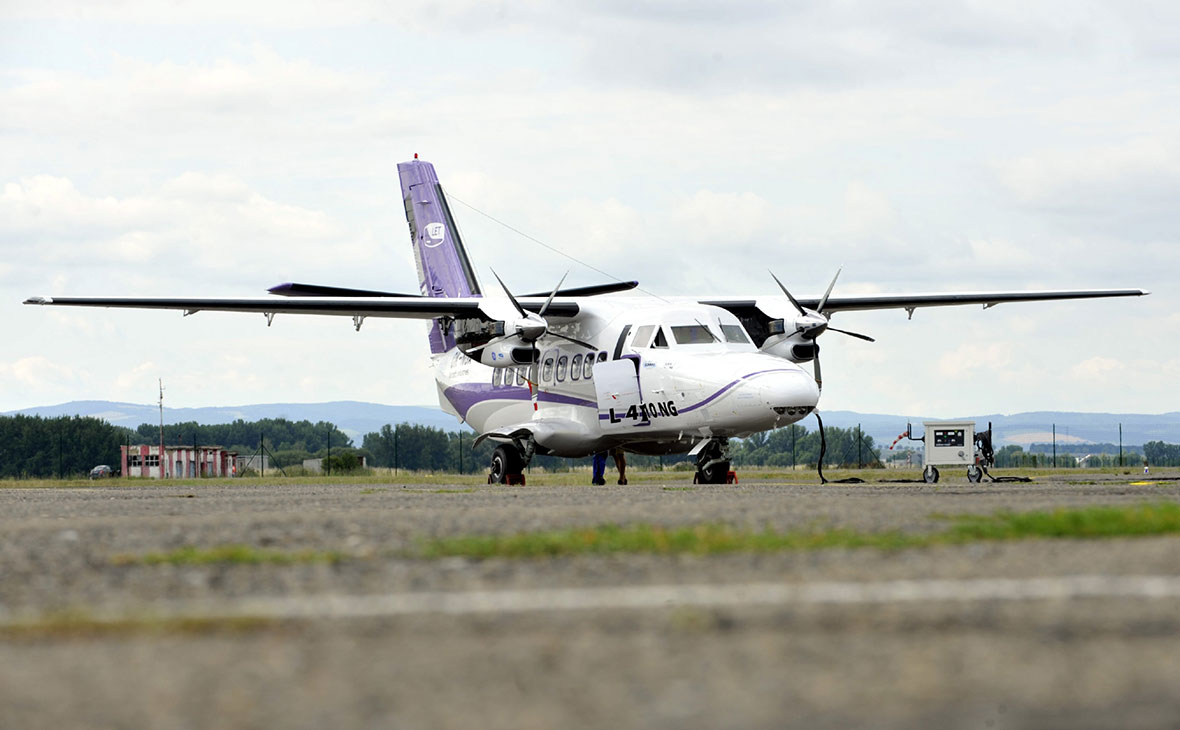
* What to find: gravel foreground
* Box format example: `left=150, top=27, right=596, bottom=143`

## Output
left=2, top=472, right=1180, bottom=729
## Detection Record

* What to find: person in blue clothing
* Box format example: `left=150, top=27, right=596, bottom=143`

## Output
left=591, top=451, right=608, bottom=485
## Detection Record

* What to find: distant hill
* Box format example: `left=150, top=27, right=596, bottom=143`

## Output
left=5, top=401, right=1179, bottom=452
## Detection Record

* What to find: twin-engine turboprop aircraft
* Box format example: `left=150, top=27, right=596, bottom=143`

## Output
left=25, top=158, right=1149, bottom=484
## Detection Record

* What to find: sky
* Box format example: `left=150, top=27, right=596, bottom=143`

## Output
left=2, top=0, right=1177, bottom=419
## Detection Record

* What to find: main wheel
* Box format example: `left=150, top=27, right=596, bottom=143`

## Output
left=489, top=445, right=523, bottom=484
left=923, top=465, right=940, bottom=484
left=967, top=465, right=983, bottom=483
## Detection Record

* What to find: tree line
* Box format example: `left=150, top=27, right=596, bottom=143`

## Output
left=16, top=412, right=1178, bottom=478
left=0, top=415, right=131, bottom=478
left=135, top=418, right=352, bottom=454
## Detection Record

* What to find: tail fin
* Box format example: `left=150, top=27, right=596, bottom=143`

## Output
left=397, top=157, right=482, bottom=354
left=397, top=158, right=482, bottom=299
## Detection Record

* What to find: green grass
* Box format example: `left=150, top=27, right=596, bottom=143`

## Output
left=416, top=502, right=1180, bottom=559
left=113, top=544, right=347, bottom=566
left=942, top=502, right=1180, bottom=541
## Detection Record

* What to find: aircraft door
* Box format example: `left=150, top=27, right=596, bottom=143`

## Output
left=593, top=356, right=647, bottom=432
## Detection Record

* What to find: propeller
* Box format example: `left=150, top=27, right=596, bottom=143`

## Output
left=490, top=270, right=596, bottom=410
left=768, top=268, right=876, bottom=390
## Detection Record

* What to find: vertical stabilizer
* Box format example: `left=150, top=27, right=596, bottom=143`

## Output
left=397, top=158, right=482, bottom=353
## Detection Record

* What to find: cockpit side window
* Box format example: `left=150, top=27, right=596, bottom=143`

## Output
left=632, top=325, right=655, bottom=349
left=652, top=327, right=668, bottom=348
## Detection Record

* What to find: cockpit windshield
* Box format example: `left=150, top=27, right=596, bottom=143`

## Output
left=720, top=324, right=749, bottom=344
left=670, top=324, right=718, bottom=345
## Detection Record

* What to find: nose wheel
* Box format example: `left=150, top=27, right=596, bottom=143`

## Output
left=694, top=438, right=733, bottom=485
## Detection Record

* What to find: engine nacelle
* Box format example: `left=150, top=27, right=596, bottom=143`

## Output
left=759, top=317, right=820, bottom=363
left=476, top=337, right=540, bottom=368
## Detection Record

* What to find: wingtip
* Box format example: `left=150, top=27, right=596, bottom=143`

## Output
left=24, top=296, right=50, bottom=305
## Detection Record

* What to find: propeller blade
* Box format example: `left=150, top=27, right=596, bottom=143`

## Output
left=812, top=342, right=823, bottom=391
left=539, top=271, right=568, bottom=318
left=827, top=326, right=875, bottom=342
left=529, top=347, right=540, bottom=411
left=491, top=269, right=527, bottom=319
left=817, top=267, right=841, bottom=314
left=769, top=270, right=806, bottom=317
left=547, top=331, right=596, bottom=350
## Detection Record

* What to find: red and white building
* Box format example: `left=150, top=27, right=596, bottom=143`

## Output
left=121, top=445, right=239, bottom=479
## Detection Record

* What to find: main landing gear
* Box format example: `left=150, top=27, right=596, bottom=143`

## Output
left=488, top=437, right=534, bottom=485
left=693, top=438, right=736, bottom=485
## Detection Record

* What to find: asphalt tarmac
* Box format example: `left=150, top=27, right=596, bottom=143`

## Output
left=2, top=471, right=1180, bottom=729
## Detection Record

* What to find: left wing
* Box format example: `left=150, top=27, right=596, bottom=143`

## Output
left=22, top=296, right=580, bottom=319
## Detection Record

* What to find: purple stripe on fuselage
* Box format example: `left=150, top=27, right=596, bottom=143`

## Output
left=443, top=383, right=597, bottom=420
left=677, top=368, right=795, bottom=414
left=594, top=368, right=796, bottom=422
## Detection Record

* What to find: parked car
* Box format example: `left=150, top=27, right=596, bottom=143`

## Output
left=89, top=465, right=113, bottom=479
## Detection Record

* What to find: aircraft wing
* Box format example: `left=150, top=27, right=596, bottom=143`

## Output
left=22, top=296, right=580, bottom=319
left=703, top=288, right=1149, bottom=315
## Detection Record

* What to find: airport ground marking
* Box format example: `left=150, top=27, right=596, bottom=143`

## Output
left=9, top=574, right=1180, bottom=632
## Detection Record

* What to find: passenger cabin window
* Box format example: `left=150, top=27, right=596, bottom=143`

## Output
left=671, top=324, right=717, bottom=345
left=632, top=325, right=655, bottom=349
left=556, top=355, right=568, bottom=382
left=597, top=351, right=608, bottom=363
left=720, top=324, right=750, bottom=344
left=492, top=368, right=502, bottom=386
left=571, top=354, right=583, bottom=380
left=652, top=327, right=668, bottom=348
left=542, top=355, right=555, bottom=382
left=516, top=368, right=526, bottom=386
left=583, top=355, right=594, bottom=380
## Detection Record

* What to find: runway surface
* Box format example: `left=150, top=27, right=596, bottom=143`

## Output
left=3, top=472, right=1180, bottom=729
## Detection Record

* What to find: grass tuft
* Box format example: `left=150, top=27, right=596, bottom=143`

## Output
left=416, top=502, right=1180, bottom=560
left=113, top=544, right=347, bottom=566
left=942, top=502, right=1180, bottom=541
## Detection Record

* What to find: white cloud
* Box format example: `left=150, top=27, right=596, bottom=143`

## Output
left=1, top=4, right=1176, bottom=418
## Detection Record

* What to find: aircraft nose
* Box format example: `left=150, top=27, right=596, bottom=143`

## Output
left=757, top=370, right=820, bottom=418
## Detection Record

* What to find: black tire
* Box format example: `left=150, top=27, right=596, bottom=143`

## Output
left=700, top=460, right=730, bottom=485
left=923, top=465, right=939, bottom=484
left=967, top=465, right=983, bottom=483
left=490, top=444, right=522, bottom=484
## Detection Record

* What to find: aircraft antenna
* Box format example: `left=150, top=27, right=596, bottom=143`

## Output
left=443, top=189, right=670, bottom=303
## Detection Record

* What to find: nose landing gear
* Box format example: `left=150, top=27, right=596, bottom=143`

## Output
left=693, top=438, right=734, bottom=484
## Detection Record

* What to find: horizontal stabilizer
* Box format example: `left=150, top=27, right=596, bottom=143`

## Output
left=268, top=282, right=421, bottom=298
left=522, top=281, right=639, bottom=298
left=267, top=280, right=638, bottom=299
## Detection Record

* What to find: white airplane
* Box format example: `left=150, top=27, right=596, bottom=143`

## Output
left=25, top=157, right=1148, bottom=484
